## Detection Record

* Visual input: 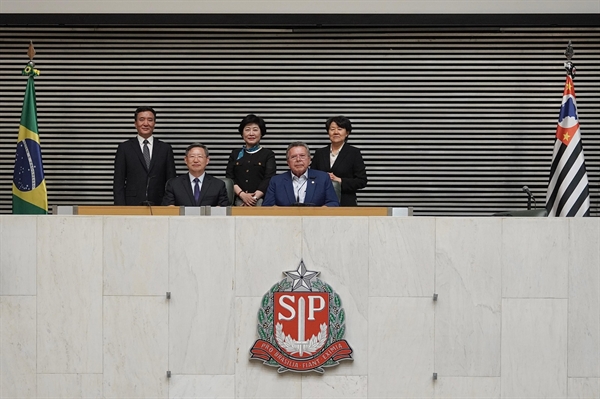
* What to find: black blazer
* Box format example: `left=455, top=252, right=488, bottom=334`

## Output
left=162, top=173, right=230, bottom=206
left=113, top=137, right=176, bottom=205
left=311, top=144, right=368, bottom=206
left=225, top=147, right=276, bottom=194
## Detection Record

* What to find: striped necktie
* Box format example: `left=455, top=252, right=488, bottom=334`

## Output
left=143, top=139, right=151, bottom=169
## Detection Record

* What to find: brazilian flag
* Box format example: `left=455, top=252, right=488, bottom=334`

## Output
left=12, top=63, right=47, bottom=214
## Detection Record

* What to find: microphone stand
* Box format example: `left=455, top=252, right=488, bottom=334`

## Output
left=143, top=175, right=154, bottom=215
left=522, top=186, right=536, bottom=210
left=142, top=201, right=154, bottom=215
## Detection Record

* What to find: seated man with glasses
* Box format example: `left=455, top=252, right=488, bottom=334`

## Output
left=162, top=143, right=230, bottom=206
left=263, top=141, right=339, bottom=207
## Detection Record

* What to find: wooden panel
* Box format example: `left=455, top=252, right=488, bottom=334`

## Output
left=230, top=206, right=389, bottom=216
left=74, top=206, right=181, bottom=216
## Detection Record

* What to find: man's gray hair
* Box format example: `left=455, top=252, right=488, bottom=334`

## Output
left=185, top=142, right=209, bottom=157
left=286, top=141, right=310, bottom=158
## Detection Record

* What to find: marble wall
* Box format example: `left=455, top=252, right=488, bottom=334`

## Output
left=0, top=215, right=598, bottom=398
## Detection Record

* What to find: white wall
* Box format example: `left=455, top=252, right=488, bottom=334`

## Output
left=1, top=0, right=599, bottom=14
left=1, top=215, right=599, bottom=398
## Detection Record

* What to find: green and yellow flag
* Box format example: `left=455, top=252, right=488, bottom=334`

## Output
left=12, top=62, right=48, bottom=214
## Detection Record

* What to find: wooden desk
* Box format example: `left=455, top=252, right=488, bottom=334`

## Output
left=53, top=205, right=410, bottom=217
left=55, top=205, right=181, bottom=216
left=229, top=207, right=390, bottom=216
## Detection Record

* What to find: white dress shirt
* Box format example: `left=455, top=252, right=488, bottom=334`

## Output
left=189, top=172, right=206, bottom=193
left=137, top=135, right=154, bottom=158
left=292, top=170, right=308, bottom=203
left=330, top=143, right=344, bottom=167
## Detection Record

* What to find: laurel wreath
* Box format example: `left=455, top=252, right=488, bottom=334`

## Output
left=257, top=277, right=347, bottom=368
left=275, top=322, right=328, bottom=355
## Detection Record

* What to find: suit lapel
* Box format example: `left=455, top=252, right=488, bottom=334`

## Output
left=131, top=138, right=149, bottom=171
left=148, top=139, right=162, bottom=173
left=332, top=144, right=349, bottom=171
left=304, top=170, right=317, bottom=204
left=283, top=173, right=296, bottom=204
left=181, top=174, right=196, bottom=205
left=198, top=175, right=212, bottom=205
left=322, top=145, right=333, bottom=171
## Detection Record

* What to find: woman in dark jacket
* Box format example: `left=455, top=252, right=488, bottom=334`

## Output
left=226, top=114, right=276, bottom=206
left=311, top=115, right=367, bottom=206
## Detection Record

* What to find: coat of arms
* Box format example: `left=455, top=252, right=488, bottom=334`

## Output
left=250, top=260, right=353, bottom=373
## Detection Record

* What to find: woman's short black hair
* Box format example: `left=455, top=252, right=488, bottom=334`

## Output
left=238, top=114, right=267, bottom=137
left=326, top=115, right=352, bottom=134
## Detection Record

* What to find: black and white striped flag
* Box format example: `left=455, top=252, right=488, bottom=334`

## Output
left=545, top=74, right=591, bottom=217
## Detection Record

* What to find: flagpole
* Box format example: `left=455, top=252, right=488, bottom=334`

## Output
left=544, top=41, right=591, bottom=217
left=12, top=42, right=48, bottom=214
left=564, top=40, right=575, bottom=79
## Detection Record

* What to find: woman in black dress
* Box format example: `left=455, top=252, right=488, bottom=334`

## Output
left=311, top=115, right=367, bottom=206
left=226, top=114, right=276, bottom=206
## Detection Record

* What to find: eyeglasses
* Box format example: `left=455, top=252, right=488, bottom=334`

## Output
left=187, top=154, right=206, bottom=160
left=288, top=154, right=309, bottom=161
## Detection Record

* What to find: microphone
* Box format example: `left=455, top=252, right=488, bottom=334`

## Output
left=522, top=185, right=536, bottom=210
left=142, top=176, right=155, bottom=214
left=291, top=202, right=316, bottom=207
left=295, top=179, right=308, bottom=203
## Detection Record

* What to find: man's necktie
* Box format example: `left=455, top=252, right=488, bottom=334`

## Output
left=193, top=178, right=200, bottom=204
left=143, top=139, right=151, bottom=169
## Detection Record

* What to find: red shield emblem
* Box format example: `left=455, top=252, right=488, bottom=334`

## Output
left=274, top=292, right=329, bottom=358
left=250, top=261, right=353, bottom=373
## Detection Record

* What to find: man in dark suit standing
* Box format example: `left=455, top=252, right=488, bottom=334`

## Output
left=162, top=143, right=230, bottom=207
left=263, top=142, right=339, bottom=207
left=113, top=106, right=176, bottom=205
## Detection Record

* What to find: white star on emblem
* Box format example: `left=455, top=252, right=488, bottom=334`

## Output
left=284, top=260, right=319, bottom=291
